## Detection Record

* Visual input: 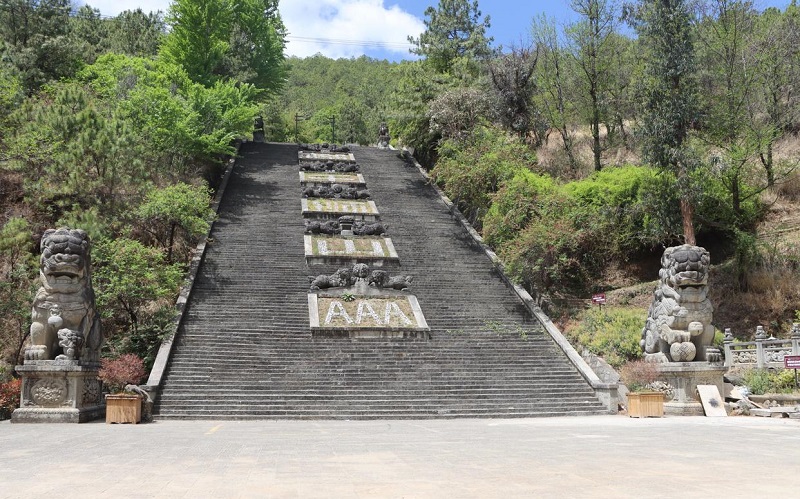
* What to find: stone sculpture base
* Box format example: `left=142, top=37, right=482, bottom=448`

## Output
left=11, top=361, right=105, bottom=423
left=658, top=362, right=726, bottom=416
left=308, top=289, right=430, bottom=339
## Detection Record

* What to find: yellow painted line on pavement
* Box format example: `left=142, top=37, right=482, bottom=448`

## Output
left=205, top=424, right=223, bottom=435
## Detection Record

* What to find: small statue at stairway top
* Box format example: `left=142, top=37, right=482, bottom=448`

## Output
left=641, top=244, right=721, bottom=363
left=378, top=122, right=390, bottom=148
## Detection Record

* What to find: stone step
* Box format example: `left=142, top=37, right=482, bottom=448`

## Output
left=154, top=143, right=604, bottom=419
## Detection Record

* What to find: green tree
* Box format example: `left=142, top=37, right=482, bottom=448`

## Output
left=0, top=217, right=35, bottom=366
left=486, top=45, right=541, bottom=141
left=161, top=0, right=286, bottom=93
left=69, top=4, right=110, bottom=63
left=137, top=182, right=215, bottom=263
left=408, top=0, right=493, bottom=74
left=93, top=237, right=183, bottom=337
left=222, top=0, right=287, bottom=93
left=5, top=82, right=146, bottom=220
left=749, top=5, right=800, bottom=186
left=161, top=0, right=233, bottom=86
left=532, top=14, right=580, bottom=173
left=389, top=61, right=450, bottom=166
left=568, top=0, right=618, bottom=171
left=696, top=0, right=757, bottom=143
left=0, top=63, right=23, bottom=141
left=0, top=0, right=84, bottom=93
left=108, top=9, right=166, bottom=57
left=631, top=0, right=700, bottom=244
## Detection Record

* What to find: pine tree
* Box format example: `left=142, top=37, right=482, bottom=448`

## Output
left=633, top=0, right=699, bottom=244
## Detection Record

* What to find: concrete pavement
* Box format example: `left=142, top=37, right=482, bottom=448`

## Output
left=1, top=415, right=798, bottom=498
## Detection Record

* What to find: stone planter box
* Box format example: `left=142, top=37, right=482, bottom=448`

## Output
left=627, top=392, right=664, bottom=418
left=105, top=394, right=142, bottom=424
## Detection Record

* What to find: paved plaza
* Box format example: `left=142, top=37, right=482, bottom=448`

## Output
left=1, top=415, right=798, bottom=498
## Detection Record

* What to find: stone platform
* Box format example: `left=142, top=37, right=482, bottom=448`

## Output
left=659, top=362, right=727, bottom=416
left=304, top=234, right=399, bottom=266
left=301, top=198, right=379, bottom=221
left=12, top=361, right=105, bottom=423
left=299, top=151, right=356, bottom=163
left=299, top=171, right=366, bottom=187
left=308, top=292, right=429, bottom=339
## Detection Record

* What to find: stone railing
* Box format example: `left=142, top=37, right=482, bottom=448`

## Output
left=723, top=324, right=800, bottom=368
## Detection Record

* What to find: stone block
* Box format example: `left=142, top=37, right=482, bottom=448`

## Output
left=308, top=292, right=429, bottom=339
left=12, top=361, right=105, bottom=423
left=301, top=198, right=379, bottom=221
left=299, top=171, right=366, bottom=187
left=658, top=363, right=727, bottom=416
left=298, top=151, right=356, bottom=163
left=304, top=234, right=399, bottom=267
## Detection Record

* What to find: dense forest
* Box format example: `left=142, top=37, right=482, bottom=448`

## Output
left=2, top=0, right=800, bottom=405
left=0, top=0, right=287, bottom=396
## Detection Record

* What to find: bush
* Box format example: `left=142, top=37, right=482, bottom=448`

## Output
left=565, top=165, right=683, bottom=252
left=483, top=170, right=556, bottom=247
left=98, top=354, right=146, bottom=394
left=0, top=378, right=22, bottom=420
left=742, top=368, right=798, bottom=395
left=496, top=185, right=617, bottom=294
left=619, top=360, right=660, bottom=392
left=564, top=308, right=645, bottom=368
left=432, top=125, right=536, bottom=227
left=105, top=306, right=175, bottom=372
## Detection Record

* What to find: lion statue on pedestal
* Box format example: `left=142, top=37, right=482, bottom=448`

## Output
left=641, top=244, right=721, bottom=363
left=24, top=228, right=102, bottom=364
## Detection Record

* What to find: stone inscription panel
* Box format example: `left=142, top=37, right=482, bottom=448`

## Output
left=304, top=235, right=398, bottom=259
left=301, top=198, right=379, bottom=220
left=299, top=172, right=365, bottom=186
left=308, top=294, right=429, bottom=331
left=299, top=151, right=356, bottom=163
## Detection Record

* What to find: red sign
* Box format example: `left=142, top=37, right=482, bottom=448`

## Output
left=785, top=355, right=800, bottom=369
left=592, top=293, right=606, bottom=305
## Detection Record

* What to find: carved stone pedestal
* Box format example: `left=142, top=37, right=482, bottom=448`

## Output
left=658, top=362, right=726, bottom=416
left=11, top=361, right=105, bottom=423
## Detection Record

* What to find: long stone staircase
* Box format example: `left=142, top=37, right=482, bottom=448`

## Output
left=153, top=143, right=607, bottom=419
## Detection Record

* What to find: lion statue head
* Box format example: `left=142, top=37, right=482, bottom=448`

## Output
left=39, top=228, right=92, bottom=294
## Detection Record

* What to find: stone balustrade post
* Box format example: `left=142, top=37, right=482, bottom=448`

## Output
left=755, top=325, right=767, bottom=369
left=791, top=323, right=800, bottom=356
left=723, top=328, right=734, bottom=367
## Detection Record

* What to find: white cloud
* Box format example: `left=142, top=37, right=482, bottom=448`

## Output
left=273, top=0, right=424, bottom=59
left=80, top=0, right=423, bottom=59
left=80, top=1, right=172, bottom=16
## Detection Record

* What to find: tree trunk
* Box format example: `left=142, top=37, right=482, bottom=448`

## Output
left=732, top=177, right=741, bottom=217
left=760, top=140, right=775, bottom=187
left=167, top=222, right=176, bottom=264
left=680, top=196, right=696, bottom=245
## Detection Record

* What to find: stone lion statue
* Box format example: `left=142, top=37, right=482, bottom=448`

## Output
left=641, top=244, right=720, bottom=363
left=309, top=264, right=413, bottom=291
left=309, top=267, right=355, bottom=290
left=25, top=228, right=102, bottom=363
left=368, top=270, right=412, bottom=290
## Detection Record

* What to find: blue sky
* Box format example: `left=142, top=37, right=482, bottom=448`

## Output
left=80, top=0, right=794, bottom=61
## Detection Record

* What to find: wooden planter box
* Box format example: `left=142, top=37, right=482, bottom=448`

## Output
left=105, top=394, right=142, bottom=424
left=627, top=392, right=664, bottom=418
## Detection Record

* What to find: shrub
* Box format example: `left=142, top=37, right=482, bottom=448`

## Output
left=432, top=125, right=535, bottom=227
left=565, top=165, right=683, bottom=252
left=98, top=354, right=146, bottom=394
left=0, top=378, right=22, bottom=420
left=483, top=170, right=556, bottom=247
left=564, top=308, right=645, bottom=368
left=619, top=360, right=661, bottom=392
left=497, top=189, right=611, bottom=294
left=742, top=368, right=798, bottom=395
